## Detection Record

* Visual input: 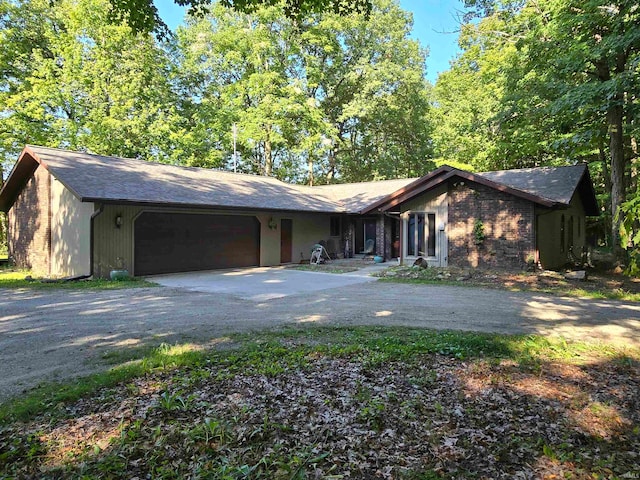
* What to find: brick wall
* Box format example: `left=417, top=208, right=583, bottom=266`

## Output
left=8, top=166, right=51, bottom=275
left=375, top=215, right=385, bottom=257
left=448, top=182, right=535, bottom=269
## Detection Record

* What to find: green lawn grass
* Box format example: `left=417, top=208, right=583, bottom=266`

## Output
left=0, top=269, right=157, bottom=290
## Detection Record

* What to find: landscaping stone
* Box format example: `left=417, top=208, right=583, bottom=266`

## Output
left=564, top=270, right=587, bottom=281
left=413, top=257, right=428, bottom=269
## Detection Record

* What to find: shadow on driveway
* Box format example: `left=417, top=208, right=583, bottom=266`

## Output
left=0, top=278, right=638, bottom=402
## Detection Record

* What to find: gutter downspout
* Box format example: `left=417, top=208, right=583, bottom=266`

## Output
left=56, top=203, right=103, bottom=282
left=88, top=203, right=104, bottom=278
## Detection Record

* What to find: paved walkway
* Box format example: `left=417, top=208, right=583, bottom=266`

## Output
left=1, top=268, right=638, bottom=402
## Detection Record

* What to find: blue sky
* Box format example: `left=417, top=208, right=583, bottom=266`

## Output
left=154, top=0, right=463, bottom=83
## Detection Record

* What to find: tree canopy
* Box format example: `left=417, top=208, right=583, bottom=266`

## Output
left=107, top=0, right=372, bottom=38
left=1, top=0, right=639, bottom=270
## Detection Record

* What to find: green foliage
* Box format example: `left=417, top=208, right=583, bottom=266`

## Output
left=619, top=195, right=640, bottom=275
left=175, top=0, right=433, bottom=183
left=434, top=0, right=640, bottom=263
left=0, top=0, right=184, bottom=173
left=0, top=0, right=433, bottom=185
left=107, top=0, right=373, bottom=38
left=472, top=219, right=485, bottom=245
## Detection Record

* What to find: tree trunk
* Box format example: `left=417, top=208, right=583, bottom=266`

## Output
left=327, top=148, right=336, bottom=181
left=307, top=156, right=314, bottom=186
left=0, top=164, right=5, bottom=254
left=264, top=125, right=273, bottom=176
left=608, top=103, right=626, bottom=261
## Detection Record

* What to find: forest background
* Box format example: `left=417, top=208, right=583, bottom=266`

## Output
left=0, top=0, right=638, bottom=269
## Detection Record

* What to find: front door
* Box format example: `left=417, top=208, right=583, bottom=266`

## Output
left=280, top=219, right=292, bottom=263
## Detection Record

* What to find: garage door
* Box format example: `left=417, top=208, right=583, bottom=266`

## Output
left=134, top=212, right=260, bottom=275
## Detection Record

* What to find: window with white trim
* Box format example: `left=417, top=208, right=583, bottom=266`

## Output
left=407, top=213, right=436, bottom=257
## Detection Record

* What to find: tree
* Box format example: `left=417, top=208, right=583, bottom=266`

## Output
left=298, top=0, right=433, bottom=181
left=455, top=0, right=639, bottom=262
left=432, top=16, right=513, bottom=171
left=106, top=0, right=372, bottom=38
left=509, top=0, right=639, bottom=260
left=175, top=0, right=433, bottom=183
left=0, top=0, right=181, bottom=168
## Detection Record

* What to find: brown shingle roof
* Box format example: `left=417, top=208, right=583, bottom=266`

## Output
left=0, top=146, right=598, bottom=216
left=477, top=165, right=587, bottom=205
left=0, top=146, right=416, bottom=213
left=312, top=178, right=419, bottom=212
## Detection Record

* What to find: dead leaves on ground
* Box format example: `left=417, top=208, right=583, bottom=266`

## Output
left=1, top=351, right=639, bottom=479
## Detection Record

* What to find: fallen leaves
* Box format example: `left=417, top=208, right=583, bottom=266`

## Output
left=1, top=345, right=638, bottom=479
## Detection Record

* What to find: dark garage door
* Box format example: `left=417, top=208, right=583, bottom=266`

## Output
left=134, top=212, right=260, bottom=275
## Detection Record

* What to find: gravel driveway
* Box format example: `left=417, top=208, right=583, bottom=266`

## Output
left=1, top=273, right=639, bottom=402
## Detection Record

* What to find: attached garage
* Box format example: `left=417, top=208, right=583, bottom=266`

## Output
left=134, top=212, right=260, bottom=275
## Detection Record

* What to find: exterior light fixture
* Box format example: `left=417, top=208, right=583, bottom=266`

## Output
left=115, top=214, right=122, bottom=229
left=268, top=217, right=278, bottom=230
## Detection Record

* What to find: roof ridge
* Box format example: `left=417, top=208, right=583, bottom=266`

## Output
left=28, top=145, right=298, bottom=185
left=477, top=164, right=586, bottom=175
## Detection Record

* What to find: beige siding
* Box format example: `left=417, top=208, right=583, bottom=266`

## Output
left=537, top=192, right=587, bottom=270
left=399, top=185, right=448, bottom=267
left=50, top=178, right=93, bottom=277
left=92, top=205, right=333, bottom=277
left=259, top=213, right=333, bottom=265
left=291, top=214, right=333, bottom=262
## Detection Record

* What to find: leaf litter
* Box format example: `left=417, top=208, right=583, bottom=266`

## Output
left=1, top=344, right=638, bottom=479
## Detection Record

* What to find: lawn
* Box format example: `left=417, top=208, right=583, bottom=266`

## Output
left=0, top=268, right=157, bottom=289
left=376, top=265, right=640, bottom=302
left=1, top=327, right=638, bottom=479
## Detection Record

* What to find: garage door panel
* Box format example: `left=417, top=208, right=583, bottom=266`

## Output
left=134, top=213, right=260, bottom=275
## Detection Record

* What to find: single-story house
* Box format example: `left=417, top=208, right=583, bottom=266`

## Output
left=0, top=145, right=599, bottom=278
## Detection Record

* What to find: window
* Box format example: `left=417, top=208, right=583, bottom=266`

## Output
left=568, top=216, right=574, bottom=249
left=330, top=216, right=341, bottom=237
left=427, top=213, right=436, bottom=257
left=407, top=213, right=436, bottom=257
left=560, top=215, right=565, bottom=252
left=408, top=214, right=417, bottom=256
left=578, top=217, right=581, bottom=238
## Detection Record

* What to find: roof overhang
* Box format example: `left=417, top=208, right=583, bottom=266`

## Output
left=0, top=146, right=86, bottom=212
left=360, top=166, right=560, bottom=214
left=0, top=147, right=42, bottom=212
left=82, top=197, right=349, bottom=215
left=576, top=166, right=599, bottom=216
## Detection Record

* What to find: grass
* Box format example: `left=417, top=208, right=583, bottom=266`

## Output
left=376, top=266, right=640, bottom=302
left=1, top=326, right=638, bottom=478
left=0, top=326, right=631, bottom=425
left=0, top=268, right=157, bottom=289
left=288, top=264, right=359, bottom=274
left=0, top=342, right=209, bottom=424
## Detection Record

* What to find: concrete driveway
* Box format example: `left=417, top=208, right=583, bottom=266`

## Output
left=1, top=267, right=639, bottom=402
left=149, top=265, right=386, bottom=301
